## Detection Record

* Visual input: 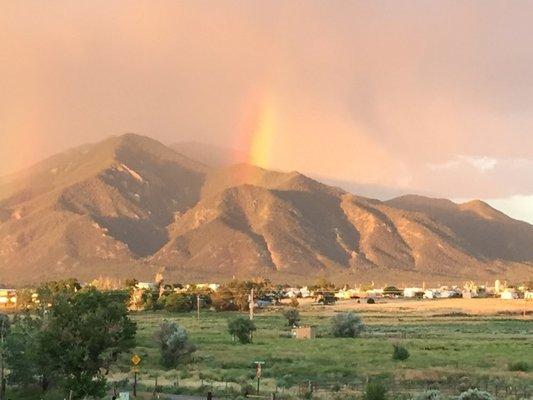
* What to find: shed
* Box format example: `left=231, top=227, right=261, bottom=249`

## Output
left=292, top=326, right=316, bottom=339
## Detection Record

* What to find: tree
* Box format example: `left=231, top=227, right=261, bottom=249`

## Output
left=457, top=389, right=493, bottom=400
left=13, top=288, right=136, bottom=399
left=36, top=278, right=81, bottom=308
left=392, top=344, right=410, bottom=361
left=228, top=316, right=256, bottom=344
left=363, top=381, right=387, bottom=400
left=154, top=321, right=196, bottom=369
left=331, top=312, right=364, bottom=338
left=282, top=308, right=300, bottom=326
left=14, top=289, right=34, bottom=310
left=6, top=311, right=56, bottom=392
left=212, top=287, right=238, bottom=311
left=213, top=279, right=272, bottom=311
left=159, top=293, right=194, bottom=312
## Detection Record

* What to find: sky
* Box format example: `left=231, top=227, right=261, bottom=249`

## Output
left=1, top=1, right=533, bottom=223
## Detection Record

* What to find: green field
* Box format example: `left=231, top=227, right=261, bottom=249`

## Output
left=107, top=302, right=533, bottom=399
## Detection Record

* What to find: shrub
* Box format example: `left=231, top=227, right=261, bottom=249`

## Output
left=392, top=344, right=410, bottom=361
left=457, top=388, right=493, bottom=400
left=367, top=298, right=376, bottom=304
left=415, top=389, right=441, bottom=400
left=160, top=293, right=194, bottom=312
left=331, top=312, right=364, bottom=338
left=228, top=316, right=256, bottom=344
left=363, top=380, right=387, bottom=400
left=212, top=287, right=238, bottom=311
left=289, top=297, right=299, bottom=307
left=154, top=321, right=196, bottom=369
left=282, top=308, right=300, bottom=326
left=508, top=361, right=530, bottom=372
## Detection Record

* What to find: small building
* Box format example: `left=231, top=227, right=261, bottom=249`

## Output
left=292, top=326, right=316, bottom=339
left=501, top=289, right=518, bottom=300
left=0, top=289, right=17, bottom=307
left=403, top=287, right=424, bottom=298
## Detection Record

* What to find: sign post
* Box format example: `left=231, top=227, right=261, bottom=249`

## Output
left=254, top=361, right=265, bottom=394
left=131, top=354, right=141, bottom=397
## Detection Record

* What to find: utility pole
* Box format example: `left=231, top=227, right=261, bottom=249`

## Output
left=249, top=288, right=255, bottom=320
left=133, top=371, right=138, bottom=397
left=197, top=294, right=201, bottom=324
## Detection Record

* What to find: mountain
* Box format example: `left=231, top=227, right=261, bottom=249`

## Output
left=0, top=134, right=207, bottom=284
left=1, top=134, right=532, bottom=285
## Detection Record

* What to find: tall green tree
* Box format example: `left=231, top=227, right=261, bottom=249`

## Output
left=7, top=288, right=136, bottom=399
left=6, top=312, right=55, bottom=392
left=43, top=289, right=136, bottom=398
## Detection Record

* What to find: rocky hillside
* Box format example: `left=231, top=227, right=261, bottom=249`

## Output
left=1, top=134, right=531, bottom=285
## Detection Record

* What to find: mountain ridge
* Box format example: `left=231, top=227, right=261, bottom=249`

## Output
left=1, top=134, right=531, bottom=285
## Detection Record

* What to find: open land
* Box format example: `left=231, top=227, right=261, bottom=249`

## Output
left=103, top=298, right=533, bottom=399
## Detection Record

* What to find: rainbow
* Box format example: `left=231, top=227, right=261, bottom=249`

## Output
left=235, top=92, right=278, bottom=169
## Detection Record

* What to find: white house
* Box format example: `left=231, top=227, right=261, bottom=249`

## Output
left=404, top=287, right=424, bottom=298
left=501, top=289, right=518, bottom=300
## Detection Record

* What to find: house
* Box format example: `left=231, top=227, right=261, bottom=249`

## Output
left=137, top=282, right=157, bottom=290
left=501, top=289, right=518, bottom=300
left=292, top=326, right=316, bottom=339
left=403, top=287, right=424, bottom=298
left=0, top=289, right=17, bottom=307
left=335, top=289, right=358, bottom=300
left=440, top=290, right=460, bottom=298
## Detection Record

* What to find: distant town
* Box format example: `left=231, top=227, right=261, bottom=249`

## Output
left=1, top=277, right=531, bottom=311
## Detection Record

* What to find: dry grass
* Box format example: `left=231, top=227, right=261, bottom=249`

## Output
left=292, top=297, right=532, bottom=316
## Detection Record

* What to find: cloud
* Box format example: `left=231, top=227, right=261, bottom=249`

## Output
left=459, top=156, right=498, bottom=172
left=428, top=155, right=498, bottom=173
left=1, top=1, right=533, bottom=212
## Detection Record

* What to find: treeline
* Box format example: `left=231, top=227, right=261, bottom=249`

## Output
left=0, top=279, right=136, bottom=400
left=129, top=278, right=283, bottom=312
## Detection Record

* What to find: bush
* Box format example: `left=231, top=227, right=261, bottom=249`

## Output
left=415, top=389, right=441, bottom=400
left=457, top=388, right=493, bottom=400
left=228, top=316, right=256, bottom=344
left=367, top=298, right=375, bottom=304
left=160, top=293, right=194, bottom=312
left=392, top=344, right=410, bottom=361
left=154, top=321, right=196, bottom=369
left=289, top=297, right=299, bottom=307
left=331, top=312, right=364, bottom=338
left=508, top=361, right=530, bottom=372
left=363, top=380, right=387, bottom=400
left=282, top=308, right=300, bottom=326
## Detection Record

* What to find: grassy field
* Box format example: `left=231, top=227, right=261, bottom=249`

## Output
left=107, top=298, right=532, bottom=399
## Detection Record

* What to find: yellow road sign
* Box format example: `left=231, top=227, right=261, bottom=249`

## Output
left=131, top=354, right=141, bottom=366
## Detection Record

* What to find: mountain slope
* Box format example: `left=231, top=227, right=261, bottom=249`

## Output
left=0, top=134, right=207, bottom=283
left=387, top=195, right=533, bottom=262
left=1, top=134, right=532, bottom=285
